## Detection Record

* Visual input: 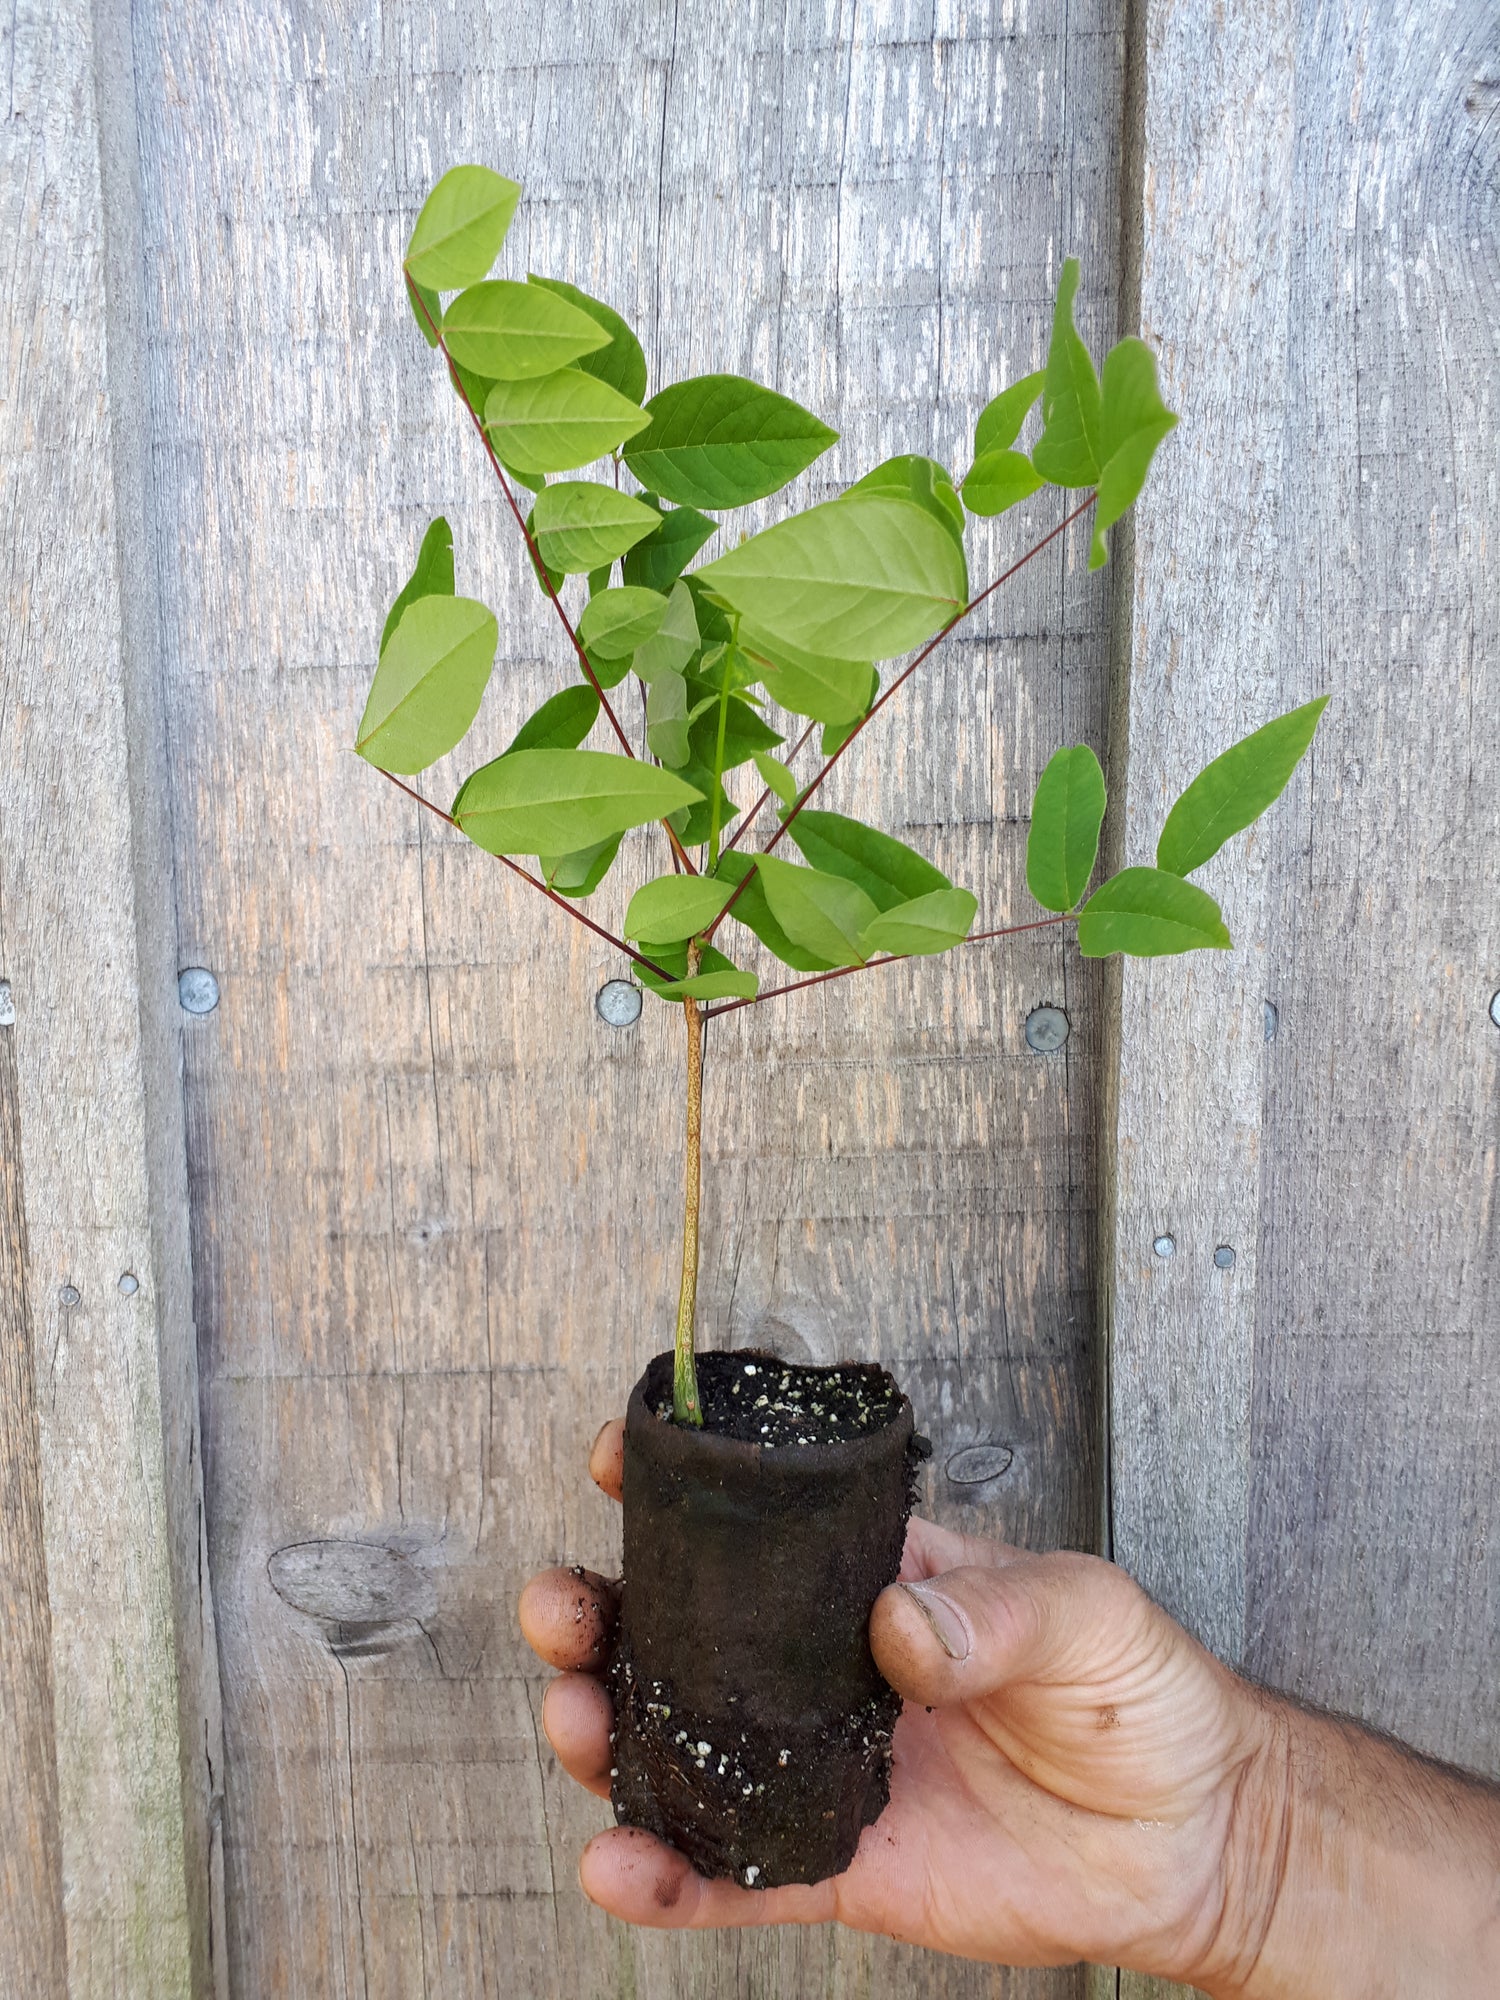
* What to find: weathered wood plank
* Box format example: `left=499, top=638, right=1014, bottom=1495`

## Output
left=1113, top=2, right=1499, bottom=1994
left=128, top=0, right=1130, bottom=1991
left=0, top=1021, right=69, bottom=1995
left=0, top=0, right=224, bottom=1990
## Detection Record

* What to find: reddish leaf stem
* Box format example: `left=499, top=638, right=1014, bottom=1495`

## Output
left=376, top=766, right=676, bottom=983
left=403, top=272, right=697, bottom=875
left=704, top=492, right=1098, bottom=943
left=699, top=913, right=1072, bottom=1021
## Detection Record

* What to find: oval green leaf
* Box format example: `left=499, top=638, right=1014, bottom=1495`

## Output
left=624, top=874, right=735, bottom=943
left=540, top=832, right=622, bottom=898
left=532, top=483, right=663, bottom=575
left=503, top=685, right=600, bottom=755
left=405, top=166, right=520, bottom=290
left=848, top=456, right=967, bottom=570
left=1026, top=744, right=1107, bottom=912
left=623, top=375, right=838, bottom=508
left=713, top=851, right=836, bottom=972
left=380, top=516, right=455, bottom=653
left=1155, top=698, right=1329, bottom=877
left=528, top=276, right=648, bottom=404
left=1076, top=867, right=1232, bottom=958
left=1088, top=337, right=1178, bottom=569
left=622, top=500, right=718, bottom=591
left=860, top=887, right=978, bottom=958
left=738, top=626, right=877, bottom=725
left=484, top=370, right=649, bottom=475
left=963, top=449, right=1045, bottom=518
left=356, top=594, right=498, bottom=775
left=699, top=493, right=968, bottom=662
left=442, top=280, right=608, bottom=380
left=756, top=854, right=880, bottom=968
left=1030, top=258, right=1104, bottom=488
left=577, top=585, right=669, bottom=660
left=785, top=809, right=949, bottom=912
left=452, top=748, right=702, bottom=855
left=636, top=941, right=758, bottom=1001
left=751, top=750, right=800, bottom=810
left=974, top=370, right=1044, bottom=456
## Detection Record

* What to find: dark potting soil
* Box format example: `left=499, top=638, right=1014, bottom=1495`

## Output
left=612, top=1350, right=920, bottom=1889
left=642, top=1348, right=908, bottom=1449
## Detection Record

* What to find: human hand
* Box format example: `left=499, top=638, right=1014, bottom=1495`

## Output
left=518, top=1418, right=1285, bottom=1992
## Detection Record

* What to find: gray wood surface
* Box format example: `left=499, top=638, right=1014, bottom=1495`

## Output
left=120, top=0, right=1128, bottom=1992
left=1112, top=2, right=1499, bottom=1995
left=0, top=0, right=223, bottom=1991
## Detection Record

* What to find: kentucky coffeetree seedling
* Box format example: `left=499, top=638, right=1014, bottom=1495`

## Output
left=352, top=163, right=1326, bottom=1886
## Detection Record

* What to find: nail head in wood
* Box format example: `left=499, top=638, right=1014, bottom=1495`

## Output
left=1024, top=1005, right=1069, bottom=1053
left=178, top=967, right=220, bottom=1015
left=118, top=1273, right=139, bottom=1296
left=1214, top=1245, right=1237, bottom=1270
left=0, top=979, right=13, bottom=1027
left=1264, top=1000, right=1279, bottom=1041
left=1153, top=1234, right=1176, bottom=1259
left=597, top=978, right=642, bottom=1028
left=1490, top=989, right=1500, bottom=1029
left=59, top=1283, right=81, bottom=1307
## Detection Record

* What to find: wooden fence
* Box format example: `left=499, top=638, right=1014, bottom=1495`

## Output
left=1, top=1, right=1494, bottom=1995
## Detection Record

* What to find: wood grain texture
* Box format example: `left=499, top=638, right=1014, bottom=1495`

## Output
left=124, top=0, right=1129, bottom=1991
left=0, top=1024, right=69, bottom=1996
left=0, top=0, right=222, bottom=1992
left=1113, top=3, right=1499, bottom=1995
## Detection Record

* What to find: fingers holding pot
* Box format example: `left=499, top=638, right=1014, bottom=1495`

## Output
left=589, top=1417, right=625, bottom=1502
left=541, top=1671, right=616, bottom=1799
left=518, top=1564, right=619, bottom=1672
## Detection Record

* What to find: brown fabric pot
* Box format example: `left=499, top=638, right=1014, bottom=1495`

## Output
left=609, top=1350, right=917, bottom=1887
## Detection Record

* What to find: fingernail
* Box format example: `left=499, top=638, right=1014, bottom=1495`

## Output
left=899, top=1581, right=972, bottom=1662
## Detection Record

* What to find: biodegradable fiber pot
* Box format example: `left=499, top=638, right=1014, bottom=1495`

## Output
left=610, top=1349, right=919, bottom=1888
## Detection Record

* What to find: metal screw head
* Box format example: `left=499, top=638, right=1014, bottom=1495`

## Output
left=1153, top=1234, right=1176, bottom=1259
left=1490, top=989, right=1500, bottom=1029
left=597, top=979, right=642, bottom=1029
left=0, top=979, right=13, bottom=1028
left=59, top=1283, right=81, bottom=1307
left=178, top=967, right=220, bottom=1015
left=1025, top=1005, right=1070, bottom=1053
left=1214, top=1245, right=1237, bottom=1270
left=1264, top=1000, right=1279, bottom=1042
left=118, top=1272, right=140, bottom=1297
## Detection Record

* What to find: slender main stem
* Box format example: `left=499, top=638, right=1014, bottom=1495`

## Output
left=673, top=943, right=705, bottom=1424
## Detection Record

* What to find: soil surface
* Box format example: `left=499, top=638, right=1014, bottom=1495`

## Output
left=612, top=1350, right=919, bottom=1887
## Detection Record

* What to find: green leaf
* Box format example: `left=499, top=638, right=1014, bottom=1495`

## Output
left=1026, top=744, right=1107, bottom=912
left=442, top=280, right=608, bottom=380
left=528, top=275, right=648, bottom=404
left=756, top=854, right=880, bottom=968
left=738, top=626, right=877, bottom=725
left=531, top=482, right=662, bottom=574
left=622, top=499, right=719, bottom=592
left=713, top=850, right=838, bottom=971
left=636, top=940, right=758, bottom=1002
left=632, top=580, right=699, bottom=685
left=587, top=564, right=613, bottom=596
left=698, top=493, right=967, bottom=661
left=821, top=714, right=865, bottom=757
left=624, top=874, right=735, bottom=943
left=483, top=370, right=649, bottom=475
left=405, top=166, right=521, bottom=290
left=785, top=809, right=950, bottom=912
left=623, top=375, right=838, bottom=508
left=752, top=750, right=800, bottom=809
left=540, top=832, right=622, bottom=898
left=861, top=887, right=978, bottom=958
left=452, top=748, right=702, bottom=855
left=686, top=692, right=782, bottom=772
left=380, top=517, right=455, bottom=653
left=848, top=456, right=967, bottom=571
left=1030, top=258, right=1104, bottom=488
left=963, top=450, right=1045, bottom=518
left=408, top=279, right=443, bottom=347
left=504, top=685, right=600, bottom=755
left=1155, top=699, right=1329, bottom=877
left=646, top=670, right=694, bottom=769
left=585, top=648, right=633, bottom=691
left=522, top=503, right=565, bottom=599
left=1088, top=337, right=1179, bottom=569
left=577, top=586, right=669, bottom=660
left=356, top=594, right=498, bottom=774
left=1076, top=867, right=1232, bottom=958
left=974, top=371, right=1044, bottom=456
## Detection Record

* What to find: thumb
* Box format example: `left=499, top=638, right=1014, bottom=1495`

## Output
left=870, top=1551, right=1143, bottom=1705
